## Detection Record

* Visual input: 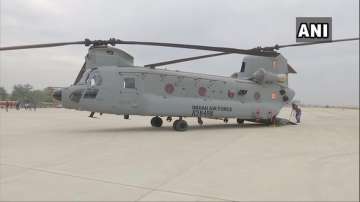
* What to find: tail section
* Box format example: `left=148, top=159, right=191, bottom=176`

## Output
left=238, top=54, right=296, bottom=86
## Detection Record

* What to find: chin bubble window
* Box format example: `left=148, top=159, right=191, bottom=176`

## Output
left=69, top=89, right=84, bottom=103
left=87, top=71, right=102, bottom=87
left=84, top=88, right=99, bottom=99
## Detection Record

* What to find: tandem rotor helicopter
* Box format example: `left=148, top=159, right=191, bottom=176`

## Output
left=0, top=37, right=358, bottom=131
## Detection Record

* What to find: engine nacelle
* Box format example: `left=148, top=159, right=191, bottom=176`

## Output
left=86, top=46, right=134, bottom=68
left=252, top=68, right=287, bottom=83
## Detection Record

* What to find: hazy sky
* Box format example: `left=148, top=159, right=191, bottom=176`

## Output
left=0, top=0, right=358, bottom=106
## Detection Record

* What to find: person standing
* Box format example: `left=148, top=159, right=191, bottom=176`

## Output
left=5, top=101, right=9, bottom=112
left=292, top=103, right=302, bottom=123
left=16, top=101, right=20, bottom=110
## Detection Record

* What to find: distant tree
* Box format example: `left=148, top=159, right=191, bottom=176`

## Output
left=6, top=84, right=54, bottom=106
left=0, top=87, right=7, bottom=100
left=11, top=84, right=34, bottom=102
left=42, top=88, right=54, bottom=103
left=31, top=89, right=53, bottom=103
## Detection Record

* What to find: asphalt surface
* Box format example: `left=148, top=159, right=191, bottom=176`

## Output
left=0, top=107, right=358, bottom=201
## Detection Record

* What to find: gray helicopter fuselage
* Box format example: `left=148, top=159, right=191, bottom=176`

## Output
left=2, top=38, right=357, bottom=129
left=61, top=65, right=294, bottom=121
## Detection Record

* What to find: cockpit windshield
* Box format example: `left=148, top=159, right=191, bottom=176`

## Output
left=86, top=69, right=102, bottom=87
left=77, top=69, right=92, bottom=85
left=77, top=68, right=102, bottom=87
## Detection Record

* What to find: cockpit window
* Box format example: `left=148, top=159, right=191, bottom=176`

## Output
left=123, top=78, right=135, bottom=89
left=240, top=62, right=246, bottom=72
left=86, top=70, right=102, bottom=87
left=77, top=69, right=92, bottom=85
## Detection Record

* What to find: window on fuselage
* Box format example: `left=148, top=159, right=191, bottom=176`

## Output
left=123, top=78, right=135, bottom=89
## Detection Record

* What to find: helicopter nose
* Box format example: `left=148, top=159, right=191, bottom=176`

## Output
left=52, top=89, right=62, bottom=101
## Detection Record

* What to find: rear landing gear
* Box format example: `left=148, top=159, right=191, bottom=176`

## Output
left=197, top=117, right=203, bottom=125
left=151, top=116, right=163, bottom=127
left=173, top=118, right=188, bottom=131
left=236, top=118, right=244, bottom=124
left=89, top=112, right=95, bottom=118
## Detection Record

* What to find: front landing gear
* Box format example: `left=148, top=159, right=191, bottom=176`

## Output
left=173, top=118, right=188, bottom=131
left=151, top=116, right=163, bottom=127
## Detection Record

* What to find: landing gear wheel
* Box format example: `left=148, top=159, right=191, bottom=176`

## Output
left=173, top=120, right=188, bottom=131
left=197, top=117, right=203, bottom=125
left=236, top=118, right=244, bottom=124
left=224, top=118, right=228, bottom=123
left=151, top=116, right=163, bottom=127
left=173, top=120, right=179, bottom=128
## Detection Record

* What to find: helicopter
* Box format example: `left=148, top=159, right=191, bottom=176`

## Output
left=0, top=37, right=358, bottom=131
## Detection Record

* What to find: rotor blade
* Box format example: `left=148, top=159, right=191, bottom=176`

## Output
left=144, top=52, right=231, bottom=68
left=269, top=37, right=359, bottom=50
left=114, top=40, right=278, bottom=57
left=0, top=41, right=86, bottom=51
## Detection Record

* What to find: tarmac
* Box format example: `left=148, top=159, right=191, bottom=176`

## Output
left=0, top=107, right=358, bottom=201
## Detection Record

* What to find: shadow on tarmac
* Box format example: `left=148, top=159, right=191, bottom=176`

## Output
left=70, top=123, right=289, bottom=134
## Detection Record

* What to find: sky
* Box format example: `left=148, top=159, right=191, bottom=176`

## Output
left=0, top=0, right=358, bottom=106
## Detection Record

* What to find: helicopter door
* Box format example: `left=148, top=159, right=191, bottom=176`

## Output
left=118, top=73, right=142, bottom=113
